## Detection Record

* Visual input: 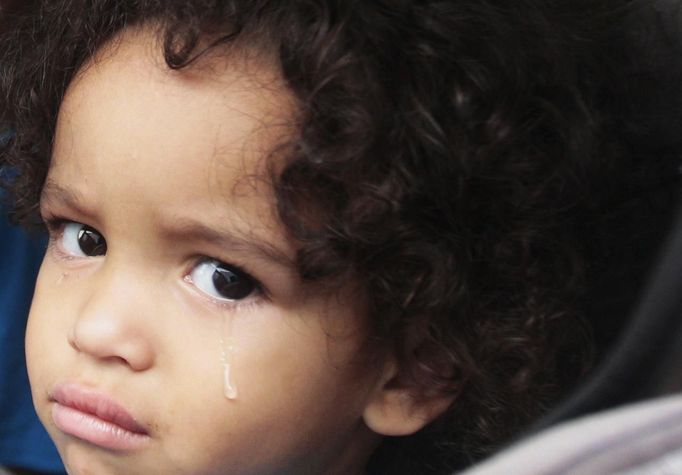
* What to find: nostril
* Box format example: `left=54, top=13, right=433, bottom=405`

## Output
left=101, top=355, right=130, bottom=366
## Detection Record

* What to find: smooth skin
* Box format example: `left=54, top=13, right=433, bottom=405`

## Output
left=26, top=26, right=451, bottom=475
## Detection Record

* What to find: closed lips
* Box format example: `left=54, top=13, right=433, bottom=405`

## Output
left=50, top=382, right=150, bottom=450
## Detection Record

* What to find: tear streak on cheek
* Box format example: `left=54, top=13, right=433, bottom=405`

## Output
left=221, top=313, right=238, bottom=400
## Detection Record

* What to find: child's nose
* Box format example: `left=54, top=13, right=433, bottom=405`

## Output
left=68, top=263, right=155, bottom=372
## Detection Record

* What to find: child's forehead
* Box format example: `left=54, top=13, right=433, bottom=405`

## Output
left=62, top=25, right=296, bottom=147
left=56, top=25, right=294, bottom=175
left=49, top=25, right=298, bottom=252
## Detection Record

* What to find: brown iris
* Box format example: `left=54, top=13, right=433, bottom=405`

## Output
left=77, top=225, right=107, bottom=256
left=211, top=264, right=255, bottom=300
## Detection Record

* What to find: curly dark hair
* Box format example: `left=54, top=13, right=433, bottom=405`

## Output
left=0, top=0, right=656, bottom=472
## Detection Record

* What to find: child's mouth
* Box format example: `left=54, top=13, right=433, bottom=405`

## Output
left=49, top=382, right=150, bottom=451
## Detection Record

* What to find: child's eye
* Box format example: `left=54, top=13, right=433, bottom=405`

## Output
left=188, top=259, right=258, bottom=301
left=62, top=222, right=108, bottom=257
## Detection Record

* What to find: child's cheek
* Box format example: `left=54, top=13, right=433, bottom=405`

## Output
left=26, top=262, right=60, bottom=412
left=26, top=258, right=76, bottom=386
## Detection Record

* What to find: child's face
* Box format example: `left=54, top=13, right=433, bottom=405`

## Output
left=26, top=28, right=381, bottom=475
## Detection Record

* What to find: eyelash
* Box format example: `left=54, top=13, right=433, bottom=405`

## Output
left=186, top=260, right=267, bottom=314
left=43, top=215, right=81, bottom=261
left=43, top=214, right=66, bottom=235
left=41, top=213, right=268, bottom=311
left=183, top=269, right=265, bottom=312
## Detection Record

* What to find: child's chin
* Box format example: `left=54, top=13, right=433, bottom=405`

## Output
left=52, top=438, right=153, bottom=475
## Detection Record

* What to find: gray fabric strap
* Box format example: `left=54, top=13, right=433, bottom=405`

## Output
left=461, top=394, right=682, bottom=475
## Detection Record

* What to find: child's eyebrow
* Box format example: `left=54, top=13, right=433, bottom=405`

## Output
left=40, top=180, right=93, bottom=218
left=160, top=217, right=296, bottom=270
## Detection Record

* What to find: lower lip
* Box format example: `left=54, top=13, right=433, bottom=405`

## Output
left=52, top=403, right=150, bottom=451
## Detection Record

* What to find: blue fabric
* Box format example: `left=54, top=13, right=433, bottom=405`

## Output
left=0, top=211, right=64, bottom=472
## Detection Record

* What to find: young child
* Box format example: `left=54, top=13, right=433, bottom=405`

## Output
left=0, top=1, right=641, bottom=473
